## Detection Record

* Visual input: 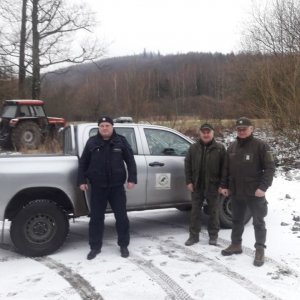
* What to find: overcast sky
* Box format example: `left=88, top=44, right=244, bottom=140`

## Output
left=76, top=0, right=258, bottom=58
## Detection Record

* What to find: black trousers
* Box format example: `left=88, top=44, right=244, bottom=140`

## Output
left=231, top=196, right=268, bottom=248
left=89, top=185, right=129, bottom=250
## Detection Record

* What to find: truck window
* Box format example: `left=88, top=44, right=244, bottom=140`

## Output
left=144, top=128, right=190, bottom=156
left=89, top=127, right=138, bottom=155
left=63, top=126, right=76, bottom=155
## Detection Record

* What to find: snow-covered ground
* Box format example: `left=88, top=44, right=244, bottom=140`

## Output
left=0, top=175, right=299, bottom=300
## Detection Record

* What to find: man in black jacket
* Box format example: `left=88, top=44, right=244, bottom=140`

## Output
left=184, top=123, right=225, bottom=246
left=78, top=116, right=137, bottom=260
left=220, top=117, right=275, bottom=266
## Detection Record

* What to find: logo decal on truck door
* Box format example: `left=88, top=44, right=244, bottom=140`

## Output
left=155, top=173, right=171, bottom=189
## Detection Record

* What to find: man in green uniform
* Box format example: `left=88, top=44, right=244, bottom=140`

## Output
left=184, top=123, right=226, bottom=246
left=220, top=117, right=275, bottom=266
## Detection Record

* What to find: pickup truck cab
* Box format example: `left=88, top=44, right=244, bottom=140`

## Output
left=0, top=122, right=242, bottom=257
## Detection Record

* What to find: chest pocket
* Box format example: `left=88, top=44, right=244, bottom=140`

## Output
left=112, top=147, right=123, bottom=164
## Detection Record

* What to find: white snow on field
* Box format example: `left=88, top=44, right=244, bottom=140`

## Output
left=0, top=175, right=300, bottom=300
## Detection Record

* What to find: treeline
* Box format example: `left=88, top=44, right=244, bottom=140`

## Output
left=1, top=50, right=299, bottom=139
left=40, top=52, right=258, bottom=122
left=1, top=0, right=299, bottom=142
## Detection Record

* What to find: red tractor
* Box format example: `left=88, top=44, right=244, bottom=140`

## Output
left=0, top=99, right=66, bottom=150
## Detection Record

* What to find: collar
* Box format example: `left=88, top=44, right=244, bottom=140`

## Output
left=237, top=134, right=253, bottom=145
left=199, top=138, right=214, bottom=147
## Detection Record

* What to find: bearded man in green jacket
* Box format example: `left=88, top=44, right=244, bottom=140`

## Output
left=184, top=123, right=226, bottom=246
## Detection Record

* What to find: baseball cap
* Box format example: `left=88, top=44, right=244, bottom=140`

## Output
left=235, top=117, right=252, bottom=128
left=98, top=116, right=114, bottom=126
left=200, top=123, right=214, bottom=131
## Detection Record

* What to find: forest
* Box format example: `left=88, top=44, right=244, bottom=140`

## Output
left=0, top=0, right=299, bottom=142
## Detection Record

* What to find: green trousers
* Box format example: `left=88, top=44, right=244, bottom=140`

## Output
left=189, top=190, right=220, bottom=238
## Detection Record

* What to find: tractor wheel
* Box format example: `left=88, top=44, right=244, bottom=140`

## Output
left=11, top=121, right=42, bottom=150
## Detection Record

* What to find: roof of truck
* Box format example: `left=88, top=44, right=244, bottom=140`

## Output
left=4, top=99, right=44, bottom=105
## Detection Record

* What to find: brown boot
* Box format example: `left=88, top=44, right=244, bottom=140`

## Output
left=253, top=246, right=265, bottom=267
left=221, top=244, right=242, bottom=256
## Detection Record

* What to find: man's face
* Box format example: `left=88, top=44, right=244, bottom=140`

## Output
left=236, top=126, right=253, bottom=139
left=199, top=129, right=214, bottom=144
left=99, top=122, right=113, bottom=139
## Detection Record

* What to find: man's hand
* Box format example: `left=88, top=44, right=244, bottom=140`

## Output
left=187, top=183, right=194, bottom=193
left=255, top=188, right=265, bottom=197
left=127, top=182, right=135, bottom=189
left=220, top=188, right=229, bottom=197
left=80, top=184, right=88, bottom=191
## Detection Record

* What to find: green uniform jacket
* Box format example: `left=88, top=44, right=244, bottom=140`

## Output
left=221, top=135, right=275, bottom=197
left=184, top=139, right=226, bottom=197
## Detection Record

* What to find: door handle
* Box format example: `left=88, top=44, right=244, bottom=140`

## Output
left=149, top=161, right=165, bottom=167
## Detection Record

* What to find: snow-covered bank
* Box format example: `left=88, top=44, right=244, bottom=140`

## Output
left=0, top=176, right=300, bottom=299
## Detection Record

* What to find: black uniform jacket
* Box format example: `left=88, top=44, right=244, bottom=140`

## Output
left=77, top=130, right=137, bottom=188
left=221, top=134, right=275, bottom=197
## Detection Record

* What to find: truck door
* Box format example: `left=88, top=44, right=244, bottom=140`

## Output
left=114, top=126, right=147, bottom=209
left=141, top=127, right=192, bottom=207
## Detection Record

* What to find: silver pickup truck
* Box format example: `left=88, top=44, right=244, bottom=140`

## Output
left=0, top=122, right=241, bottom=257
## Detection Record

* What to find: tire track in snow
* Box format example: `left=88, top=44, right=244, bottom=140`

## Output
left=0, top=243, right=103, bottom=300
left=104, top=234, right=194, bottom=300
left=3, top=229, right=194, bottom=300
left=35, top=257, right=103, bottom=300
left=130, top=253, right=194, bottom=300
left=62, top=228, right=195, bottom=300
left=132, top=217, right=283, bottom=300
left=75, top=220, right=195, bottom=299
left=135, top=214, right=300, bottom=279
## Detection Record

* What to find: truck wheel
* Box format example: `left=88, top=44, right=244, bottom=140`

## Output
left=219, top=195, right=252, bottom=228
left=10, top=200, right=69, bottom=257
left=11, top=121, right=42, bottom=150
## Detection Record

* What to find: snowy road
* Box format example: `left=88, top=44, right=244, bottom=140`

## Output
left=1, top=176, right=300, bottom=300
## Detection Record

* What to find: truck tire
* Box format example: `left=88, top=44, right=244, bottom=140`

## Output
left=11, top=121, right=42, bottom=150
left=219, top=195, right=252, bottom=228
left=10, top=200, right=69, bottom=257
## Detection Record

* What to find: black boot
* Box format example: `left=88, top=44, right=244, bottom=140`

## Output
left=184, top=236, right=199, bottom=246
left=120, top=246, right=129, bottom=258
left=87, top=249, right=101, bottom=260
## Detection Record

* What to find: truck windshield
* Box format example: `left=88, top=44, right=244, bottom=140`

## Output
left=1, top=105, right=17, bottom=118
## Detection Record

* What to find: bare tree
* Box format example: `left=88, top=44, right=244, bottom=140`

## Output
left=243, top=0, right=300, bottom=141
left=19, top=0, right=28, bottom=98
left=0, top=0, right=105, bottom=99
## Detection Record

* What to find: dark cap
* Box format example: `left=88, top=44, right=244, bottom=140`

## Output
left=98, top=116, right=114, bottom=126
left=200, top=123, right=214, bottom=131
left=235, top=117, right=252, bottom=128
